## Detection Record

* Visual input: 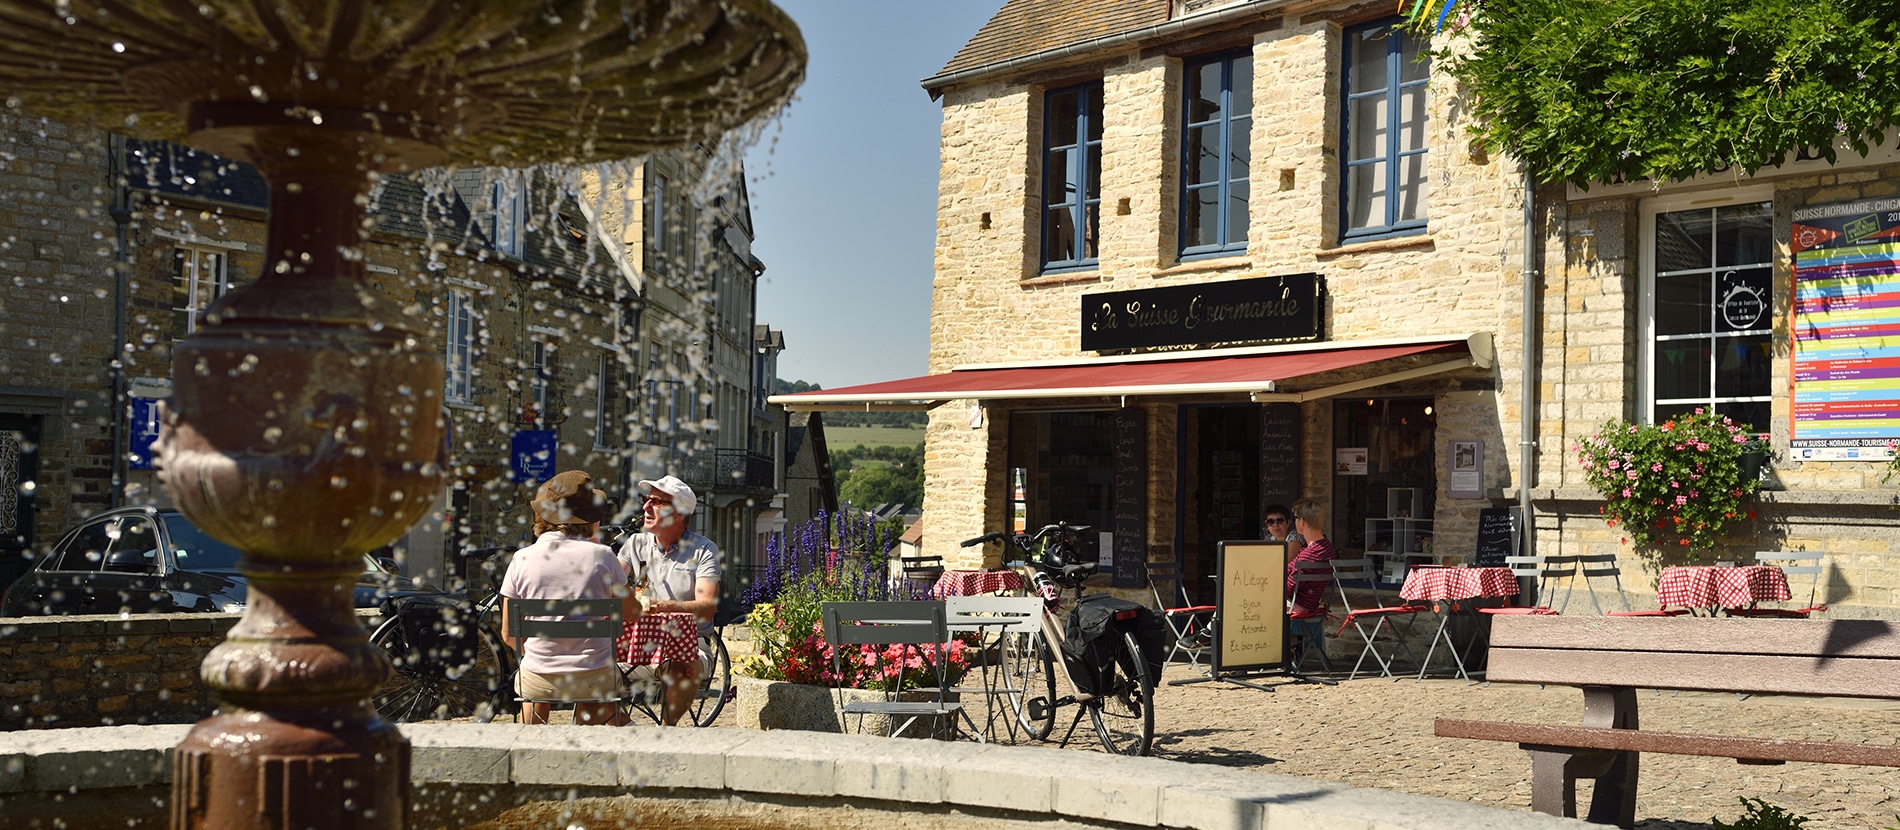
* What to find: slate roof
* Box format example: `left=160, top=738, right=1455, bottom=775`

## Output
left=122, top=139, right=268, bottom=210
left=935, top=0, right=1167, bottom=79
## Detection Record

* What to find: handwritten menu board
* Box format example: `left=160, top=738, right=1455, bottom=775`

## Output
left=1214, top=541, right=1287, bottom=674
left=1257, top=403, right=1301, bottom=530
left=1474, top=506, right=1519, bottom=567
left=1112, top=408, right=1147, bottom=588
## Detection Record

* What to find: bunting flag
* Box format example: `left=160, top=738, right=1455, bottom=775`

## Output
left=1400, top=0, right=1466, bottom=33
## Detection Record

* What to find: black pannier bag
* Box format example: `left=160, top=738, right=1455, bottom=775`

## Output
left=1061, top=594, right=1167, bottom=696
left=388, top=593, right=485, bottom=675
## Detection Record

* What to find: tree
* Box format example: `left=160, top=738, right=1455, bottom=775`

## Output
left=838, top=464, right=922, bottom=509
left=1424, top=0, right=1900, bottom=186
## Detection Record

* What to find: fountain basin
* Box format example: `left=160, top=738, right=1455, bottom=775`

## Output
left=0, top=723, right=1589, bottom=829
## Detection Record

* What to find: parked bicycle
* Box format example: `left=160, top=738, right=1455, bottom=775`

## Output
left=961, top=523, right=1159, bottom=756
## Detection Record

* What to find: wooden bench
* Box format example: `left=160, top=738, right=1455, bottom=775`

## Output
left=1434, top=615, right=1900, bottom=827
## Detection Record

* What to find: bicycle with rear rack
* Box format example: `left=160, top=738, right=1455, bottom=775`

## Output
left=961, top=522, right=1157, bottom=756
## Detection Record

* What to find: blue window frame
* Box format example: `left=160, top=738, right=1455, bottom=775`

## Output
left=1042, top=82, right=1103, bottom=271
left=1341, top=20, right=1428, bottom=242
left=1181, top=51, right=1252, bottom=258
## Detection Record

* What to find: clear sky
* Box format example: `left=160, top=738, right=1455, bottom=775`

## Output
left=743, top=1, right=1003, bottom=391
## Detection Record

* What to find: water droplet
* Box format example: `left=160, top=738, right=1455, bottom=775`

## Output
left=248, top=85, right=267, bottom=101
left=47, top=353, right=62, bottom=364
left=111, top=42, right=125, bottom=53
left=331, top=476, right=349, bottom=489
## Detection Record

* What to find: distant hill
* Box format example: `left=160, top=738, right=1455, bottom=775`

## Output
left=776, top=378, right=925, bottom=428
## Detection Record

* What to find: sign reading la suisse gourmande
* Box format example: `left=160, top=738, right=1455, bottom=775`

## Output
left=1080, top=273, right=1325, bottom=352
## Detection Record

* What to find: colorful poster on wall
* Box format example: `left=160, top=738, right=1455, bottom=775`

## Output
left=1790, top=197, right=1900, bottom=460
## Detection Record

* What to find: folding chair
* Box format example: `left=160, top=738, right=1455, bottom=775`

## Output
left=1571, top=553, right=1637, bottom=614
left=821, top=600, right=984, bottom=741
left=1731, top=551, right=1829, bottom=618
left=506, top=597, right=628, bottom=722
left=1477, top=556, right=1563, bottom=617
left=1288, top=566, right=1337, bottom=675
left=945, top=595, right=1043, bottom=741
left=1327, top=559, right=1426, bottom=680
left=1145, top=559, right=1216, bottom=672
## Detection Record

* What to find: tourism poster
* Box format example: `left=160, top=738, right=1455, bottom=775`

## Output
left=1790, top=197, right=1900, bottom=460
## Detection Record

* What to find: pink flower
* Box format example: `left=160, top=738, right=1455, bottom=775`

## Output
left=1650, top=462, right=1663, bottom=472
left=1626, top=469, right=1638, bottom=480
left=1609, top=460, right=1621, bottom=469
left=1621, top=488, right=1632, bottom=498
left=1670, top=480, right=1680, bottom=489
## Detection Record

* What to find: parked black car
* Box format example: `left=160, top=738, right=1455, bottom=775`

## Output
left=0, top=506, right=425, bottom=616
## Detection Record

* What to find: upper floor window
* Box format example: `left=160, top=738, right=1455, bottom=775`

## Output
left=1341, top=20, right=1428, bottom=242
left=529, top=341, right=551, bottom=422
left=593, top=353, right=616, bottom=450
left=445, top=290, right=475, bottom=404
left=491, top=181, right=524, bottom=257
left=171, top=246, right=228, bottom=340
left=1643, top=197, right=1773, bottom=430
left=1043, top=82, right=1103, bottom=271
left=1181, top=51, right=1252, bottom=257
left=647, top=170, right=696, bottom=273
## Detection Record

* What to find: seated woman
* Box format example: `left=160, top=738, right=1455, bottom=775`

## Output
left=1284, top=498, right=1335, bottom=617
left=500, top=469, right=627, bottom=725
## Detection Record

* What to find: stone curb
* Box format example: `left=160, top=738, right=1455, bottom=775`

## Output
left=0, top=724, right=1594, bottom=829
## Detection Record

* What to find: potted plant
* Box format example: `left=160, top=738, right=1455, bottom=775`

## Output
left=1574, top=410, right=1762, bottom=558
left=1738, top=434, right=1773, bottom=485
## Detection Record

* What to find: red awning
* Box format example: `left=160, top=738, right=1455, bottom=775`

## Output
left=771, top=334, right=1491, bottom=410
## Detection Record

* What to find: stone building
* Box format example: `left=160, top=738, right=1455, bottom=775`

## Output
left=0, top=117, right=787, bottom=594
left=774, top=0, right=1900, bottom=618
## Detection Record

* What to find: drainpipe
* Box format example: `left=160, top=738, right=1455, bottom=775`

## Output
left=1519, top=162, right=1538, bottom=561
left=107, top=134, right=131, bottom=509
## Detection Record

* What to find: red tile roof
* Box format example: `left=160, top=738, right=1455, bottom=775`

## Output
left=936, top=0, right=1169, bottom=79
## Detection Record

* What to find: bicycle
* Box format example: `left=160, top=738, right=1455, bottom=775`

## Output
left=961, top=523, right=1157, bottom=756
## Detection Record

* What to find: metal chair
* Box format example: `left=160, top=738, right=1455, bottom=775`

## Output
left=1477, top=555, right=1562, bottom=617
left=1731, top=551, right=1829, bottom=617
left=1288, top=566, right=1337, bottom=675
left=1327, top=558, right=1426, bottom=681
left=945, top=594, right=1043, bottom=741
left=1144, top=559, right=1217, bottom=672
left=506, top=596, right=628, bottom=721
left=1573, top=553, right=1636, bottom=614
left=821, top=600, right=984, bottom=741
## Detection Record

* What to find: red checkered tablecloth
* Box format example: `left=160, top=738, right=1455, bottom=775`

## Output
left=1400, top=567, right=1521, bottom=602
left=931, top=569, right=1024, bottom=598
left=1656, top=566, right=1790, bottom=610
left=615, top=612, right=698, bottom=667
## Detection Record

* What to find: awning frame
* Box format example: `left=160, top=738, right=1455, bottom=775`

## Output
left=770, top=332, right=1494, bottom=412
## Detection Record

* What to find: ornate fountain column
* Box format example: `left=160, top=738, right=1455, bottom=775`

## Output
left=0, top=3, right=803, bottom=828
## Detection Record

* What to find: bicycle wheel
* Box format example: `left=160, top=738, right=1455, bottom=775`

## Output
left=370, top=615, right=511, bottom=723
left=1011, top=630, right=1058, bottom=740
left=1088, top=630, right=1154, bottom=756
left=690, top=630, right=732, bottom=727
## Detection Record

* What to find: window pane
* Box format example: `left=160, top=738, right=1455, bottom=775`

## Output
left=1716, top=266, right=1772, bottom=333
left=1654, top=272, right=1711, bottom=335
left=1188, top=125, right=1220, bottom=185
left=1047, top=207, right=1076, bottom=262
left=1188, top=61, right=1222, bottom=123
left=1717, top=400, right=1771, bottom=435
left=1349, top=96, right=1388, bottom=161
left=1230, top=58, right=1252, bottom=114
left=1399, top=31, right=1429, bottom=82
left=1086, top=144, right=1101, bottom=201
left=1715, top=202, right=1773, bottom=267
left=1048, top=148, right=1080, bottom=205
left=1226, top=181, right=1249, bottom=245
left=1716, top=335, right=1773, bottom=397
left=1083, top=202, right=1100, bottom=259
left=1399, top=85, right=1427, bottom=152
left=1347, top=162, right=1386, bottom=230
left=1655, top=209, right=1714, bottom=272
left=1049, top=90, right=1079, bottom=146
left=1350, top=28, right=1389, bottom=95
left=1184, top=186, right=1217, bottom=248
left=1655, top=339, right=1712, bottom=401
left=1396, top=153, right=1427, bottom=222
left=1228, top=117, right=1250, bottom=181
left=1654, top=400, right=1703, bottom=424
left=1086, top=89, right=1104, bottom=142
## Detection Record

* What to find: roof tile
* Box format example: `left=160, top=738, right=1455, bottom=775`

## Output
left=936, top=0, right=1168, bottom=79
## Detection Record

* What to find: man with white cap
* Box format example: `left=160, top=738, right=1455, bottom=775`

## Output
left=618, top=474, right=720, bottom=725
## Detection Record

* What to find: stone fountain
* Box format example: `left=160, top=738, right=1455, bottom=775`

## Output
left=0, top=2, right=803, bottom=827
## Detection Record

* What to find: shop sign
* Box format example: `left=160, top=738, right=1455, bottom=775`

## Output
left=1080, top=273, right=1323, bottom=352
left=510, top=430, right=558, bottom=482
left=1791, top=197, right=1900, bottom=459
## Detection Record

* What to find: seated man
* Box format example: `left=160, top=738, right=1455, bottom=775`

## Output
left=618, top=474, right=720, bottom=725
left=500, top=470, right=626, bottom=726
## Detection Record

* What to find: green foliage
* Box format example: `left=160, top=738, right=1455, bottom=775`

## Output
left=1711, top=797, right=1811, bottom=830
left=835, top=443, right=925, bottom=509
left=775, top=378, right=823, bottom=394
left=1430, top=0, right=1900, bottom=186
left=1574, top=410, right=1761, bottom=555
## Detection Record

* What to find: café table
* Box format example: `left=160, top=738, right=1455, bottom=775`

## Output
left=616, top=611, right=700, bottom=668
left=1399, top=566, right=1519, bottom=682
left=1655, top=565, right=1790, bottom=616
left=931, top=569, right=1024, bottom=598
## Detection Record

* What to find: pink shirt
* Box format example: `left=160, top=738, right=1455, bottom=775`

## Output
left=500, top=532, right=625, bottom=675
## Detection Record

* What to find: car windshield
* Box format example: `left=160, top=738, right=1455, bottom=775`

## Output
left=162, top=515, right=245, bottom=572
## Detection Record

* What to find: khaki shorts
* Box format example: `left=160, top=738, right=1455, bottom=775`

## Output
left=515, top=664, right=623, bottom=701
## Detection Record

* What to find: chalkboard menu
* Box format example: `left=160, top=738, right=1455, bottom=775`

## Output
left=1474, top=506, right=1520, bottom=567
left=1112, top=408, right=1147, bottom=588
left=1213, top=540, right=1288, bottom=674
left=1257, top=403, right=1300, bottom=531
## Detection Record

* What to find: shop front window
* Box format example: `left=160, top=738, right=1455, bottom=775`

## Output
left=1007, top=411, right=1115, bottom=563
left=1332, top=398, right=1437, bottom=579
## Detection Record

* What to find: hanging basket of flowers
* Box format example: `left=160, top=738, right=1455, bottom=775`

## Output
left=1574, top=410, right=1762, bottom=557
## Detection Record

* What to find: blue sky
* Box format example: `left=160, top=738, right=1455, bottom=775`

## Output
left=743, top=1, right=1003, bottom=390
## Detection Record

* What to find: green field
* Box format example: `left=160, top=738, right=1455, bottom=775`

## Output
left=824, top=425, right=926, bottom=450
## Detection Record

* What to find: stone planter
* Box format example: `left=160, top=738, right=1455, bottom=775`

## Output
left=731, top=675, right=958, bottom=739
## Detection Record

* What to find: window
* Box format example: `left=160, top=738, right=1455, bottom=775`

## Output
left=530, top=341, right=550, bottom=420
left=593, top=353, right=615, bottom=449
left=171, top=246, right=228, bottom=340
left=491, top=180, right=524, bottom=257
left=1042, top=82, right=1104, bottom=271
left=1181, top=51, right=1252, bottom=257
left=647, top=172, right=669, bottom=263
left=1644, top=198, right=1774, bottom=430
left=445, top=290, right=474, bottom=404
left=1341, top=20, right=1428, bottom=241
